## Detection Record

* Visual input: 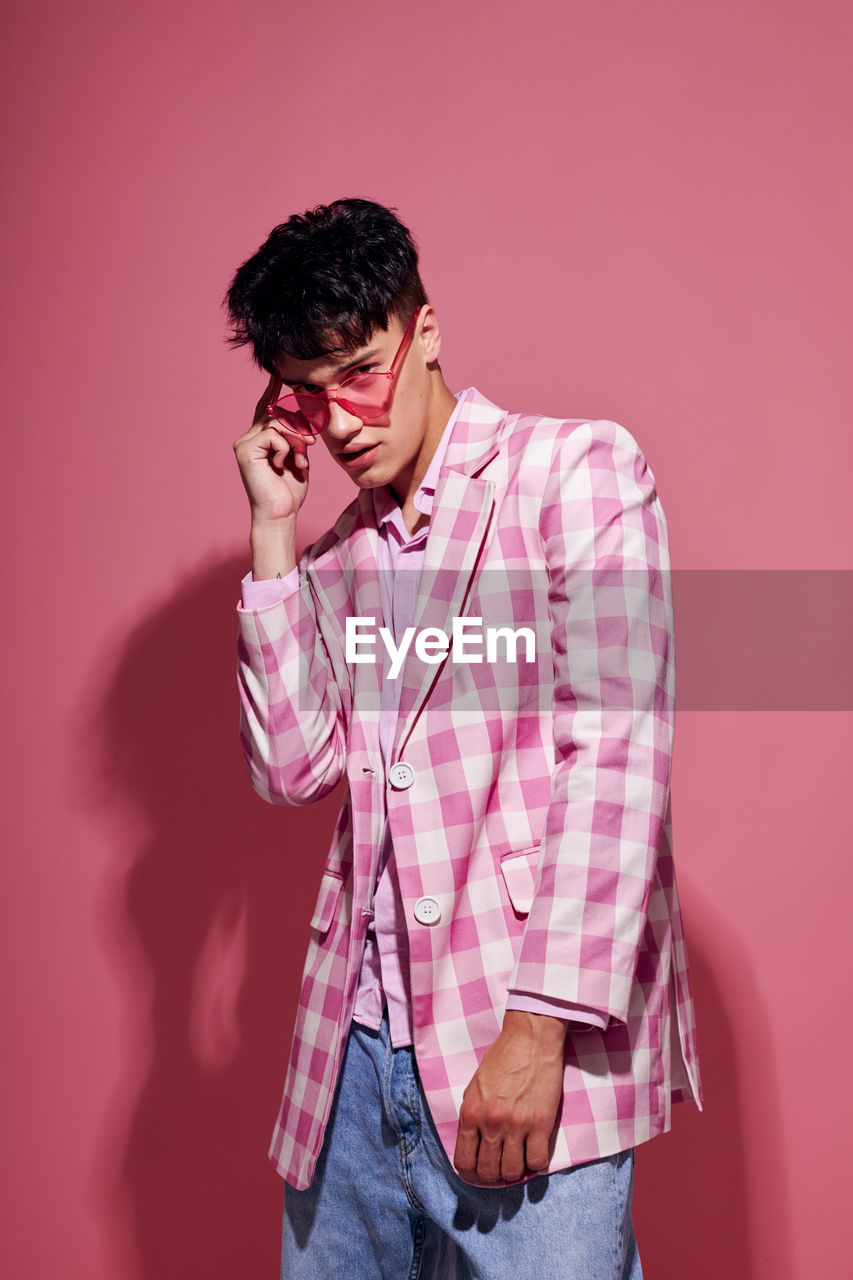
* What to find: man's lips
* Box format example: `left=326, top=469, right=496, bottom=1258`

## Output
left=339, top=443, right=379, bottom=468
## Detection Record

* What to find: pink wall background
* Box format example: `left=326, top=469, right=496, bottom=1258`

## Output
left=2, top=2, right=851, bottom=1276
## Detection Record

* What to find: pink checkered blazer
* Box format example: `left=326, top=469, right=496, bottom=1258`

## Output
left=236, top=388, right=703, bottom=1190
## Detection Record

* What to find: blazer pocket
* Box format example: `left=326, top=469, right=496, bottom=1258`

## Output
left=499, top=844, right=541, bottom=916
left=310, top=869, right=344, bottom=935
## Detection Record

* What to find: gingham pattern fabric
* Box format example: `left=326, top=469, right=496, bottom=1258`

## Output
left=236, top=388, right=703, bottom=1190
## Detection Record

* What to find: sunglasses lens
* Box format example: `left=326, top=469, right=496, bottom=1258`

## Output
left=270, top=395, right=324, bottom=437
left=337, top=376, right=393, bottom=420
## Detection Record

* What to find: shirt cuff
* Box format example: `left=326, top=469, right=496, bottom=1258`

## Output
left=505, top=992, right=609, bottom=1031
left=238, top=567, right=300, bottom=612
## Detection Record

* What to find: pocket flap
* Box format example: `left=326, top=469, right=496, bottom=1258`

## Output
left=310, top=870, right=344, bottom=934
left=499, top=844, right=541, bottom=915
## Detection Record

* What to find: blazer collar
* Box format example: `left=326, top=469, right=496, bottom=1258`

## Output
left=352, top=386, right=507, bottom=532
left=320, top=384, right=507, bottom=582
left=440, top=386, right=508, bottom=478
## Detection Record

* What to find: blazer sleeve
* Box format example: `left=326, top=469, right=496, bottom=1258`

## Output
left=236, top=559, right=351, bottom=807
left=507, top=419, right=675, bottom=1026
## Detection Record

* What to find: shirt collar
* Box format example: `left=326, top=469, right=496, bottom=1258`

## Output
left=372, top=389, right=473, bottom=529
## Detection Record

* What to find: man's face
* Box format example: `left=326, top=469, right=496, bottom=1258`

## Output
left=274, top=308, right=436, bottom=492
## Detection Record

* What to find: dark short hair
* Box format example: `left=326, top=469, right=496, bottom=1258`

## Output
left=224, top=198, right=429, bottom=372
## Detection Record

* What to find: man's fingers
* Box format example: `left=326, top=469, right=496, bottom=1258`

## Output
left=453, top=1123, right=480, bottom=1178
left=456, top=1128, right=551, bottom=1185
left=475, top=1134, right=503, bottom=1184
left=253, top=376, right=279, bottom=423
left=499, top=1136, right=526, bottom=1184
left=257, top=423, right=310, bottom=471
left=275, top=434, right=310, bottom=472
left=274, top=419, right=316, bottom=446
left=250, top=376, right=318, bottom=463
left=524, top=1127, right=551, bottom=1173
left=455, top=1122, right=538, bottom=1185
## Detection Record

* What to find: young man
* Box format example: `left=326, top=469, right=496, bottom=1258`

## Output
left=228, top=198, right=702, bottom=1279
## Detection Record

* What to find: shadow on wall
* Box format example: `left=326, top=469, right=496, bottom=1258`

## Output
left=74, top=554, right=793, bottom=1279
left=77, top=554, right=345, bottom=1280
left=633, top=890, right=794, bottom=1279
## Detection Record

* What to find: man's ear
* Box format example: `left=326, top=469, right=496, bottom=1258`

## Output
left=418, top=305, right=443, bottom=365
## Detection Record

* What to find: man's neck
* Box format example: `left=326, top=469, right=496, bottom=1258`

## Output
left=389, top=380, right=459, bottom=533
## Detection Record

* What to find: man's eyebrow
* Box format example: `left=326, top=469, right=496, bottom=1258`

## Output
left=286, top=347, right=381, bottom=387
left=332, top=346, right=382, bottom=374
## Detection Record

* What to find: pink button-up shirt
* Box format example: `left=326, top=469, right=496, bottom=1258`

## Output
left=239, top=388, right=607, bottom=1044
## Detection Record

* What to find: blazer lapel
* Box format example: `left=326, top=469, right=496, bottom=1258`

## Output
left=392, top=392, right=507, bottom=757
left=307, top=390, right=509, bottom=761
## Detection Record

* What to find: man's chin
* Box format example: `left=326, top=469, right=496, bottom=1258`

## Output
left=349, top=469, right=386, bottom=488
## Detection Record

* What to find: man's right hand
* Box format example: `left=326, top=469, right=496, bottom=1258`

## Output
left=232, top=375, right=315, bottom=524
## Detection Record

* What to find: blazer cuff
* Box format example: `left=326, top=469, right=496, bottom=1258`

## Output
left=505, top=991, right=609, bottom=1031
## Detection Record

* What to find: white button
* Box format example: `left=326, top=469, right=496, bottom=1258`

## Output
left=389, top=761, right=415, bottom=789
left=414, top=896, right=441, bottom=925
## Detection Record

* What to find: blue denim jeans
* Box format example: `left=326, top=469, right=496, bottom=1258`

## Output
left=281, top=1014, right=643, bottom=1279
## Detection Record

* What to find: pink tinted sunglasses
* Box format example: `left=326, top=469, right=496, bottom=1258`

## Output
left=266, top=310, right=420, bottom=440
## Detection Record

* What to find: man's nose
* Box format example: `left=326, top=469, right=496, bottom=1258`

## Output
left=324, top=396, right=363, bottom=436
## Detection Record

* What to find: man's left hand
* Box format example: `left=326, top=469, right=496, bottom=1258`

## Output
left=452, top=1010, right=567, bottom=1185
